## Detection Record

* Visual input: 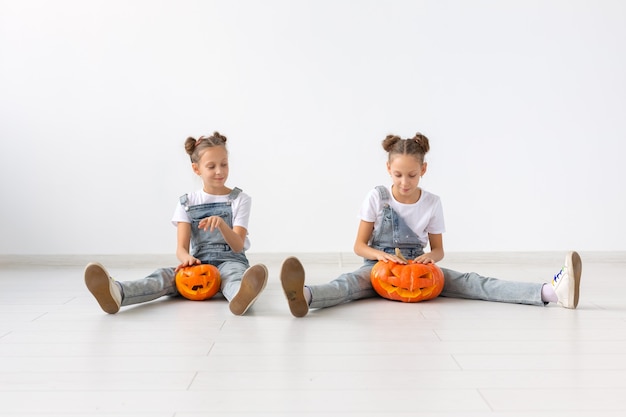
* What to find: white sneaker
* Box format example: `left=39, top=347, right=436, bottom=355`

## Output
left=84, top=262, right=122, bottom=314
left=552, top=251, right=582, bottom=309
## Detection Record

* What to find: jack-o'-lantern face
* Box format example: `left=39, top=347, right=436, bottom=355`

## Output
left=371, top=250, right=444, bottom=303
left=175, top=264, right=221, bottom=301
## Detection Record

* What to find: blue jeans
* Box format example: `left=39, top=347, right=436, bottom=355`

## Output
left=120, top=261, right=249, bottom=306
left=308, top=262, right=545, bottom=309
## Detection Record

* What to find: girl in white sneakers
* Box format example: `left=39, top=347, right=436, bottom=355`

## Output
left=280, top=133, right=582, bottom=317
left=84, top=132, right=268, bottom=316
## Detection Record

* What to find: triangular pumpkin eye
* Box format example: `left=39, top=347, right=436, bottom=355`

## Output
left=371, top=255, right=444, bottom=303
left=176, top=264, right=221, bottom=301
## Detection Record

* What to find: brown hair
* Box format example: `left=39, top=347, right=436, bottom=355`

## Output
left=184, top=131, right=228, bottom=163
left=381, top=132, right=430, bottom=164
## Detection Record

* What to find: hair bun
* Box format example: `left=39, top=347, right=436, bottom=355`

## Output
left=413, top=132, right=430, bottom=153
left=213, top=131, right=227, bottom=143
left=184, top=136, right=197, bottom=156
left=382, top=134, right=402, bottom=152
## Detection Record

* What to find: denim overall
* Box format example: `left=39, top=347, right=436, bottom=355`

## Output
left=119, top=188, right=251, bottom=306
left=309, top=186, right=423, bottom=308
left=308, top=186, right=544, bottom=309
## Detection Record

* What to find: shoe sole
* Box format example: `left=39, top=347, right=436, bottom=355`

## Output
left=280, top=257, right=308, bottom=318
left=84, top=262, right=120, bottom=314
left=566, top=251, right=582, bottom=308
left=229, top=264, right=268, bottom=316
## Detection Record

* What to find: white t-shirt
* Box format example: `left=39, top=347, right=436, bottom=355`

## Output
left=358, top=185, right=446, bottom=248
left=171, top=189, right=252, bottom=251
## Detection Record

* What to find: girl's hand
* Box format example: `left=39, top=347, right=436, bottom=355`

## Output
left=413, top=254, right=435, bottom=264
left=376, top=251, right=407, bottom=264
left=175, top=255, right=201, bottom=272
left=198, top=216, right=225, bottom=232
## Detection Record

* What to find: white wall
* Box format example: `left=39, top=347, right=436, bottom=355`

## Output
left=1, top=0, right=625, bottom=255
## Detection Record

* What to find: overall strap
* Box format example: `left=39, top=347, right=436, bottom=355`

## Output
left=228, top=187, right=242, bottom=203
left=179, top=194, right=190, bottom=211
left=375, top=185, right=390, bottom=205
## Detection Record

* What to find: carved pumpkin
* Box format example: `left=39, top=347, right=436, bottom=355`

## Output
left=175, top=264, right=221, bottom=301
left=371, top=249, right=444, bottom=303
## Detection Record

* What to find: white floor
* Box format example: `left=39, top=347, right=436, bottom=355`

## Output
left=0, top=251, right=625, bottom=416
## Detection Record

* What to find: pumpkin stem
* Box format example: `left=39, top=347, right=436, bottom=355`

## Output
left=394, top=248, right=408, bottom=262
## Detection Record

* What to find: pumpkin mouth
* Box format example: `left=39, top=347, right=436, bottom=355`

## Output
left=377, top=278, right=438, bottom=300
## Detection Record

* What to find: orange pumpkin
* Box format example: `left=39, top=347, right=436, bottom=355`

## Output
left=371, top=249, right=444, bottom=303
left=175, top=264, right=221, bottom=301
